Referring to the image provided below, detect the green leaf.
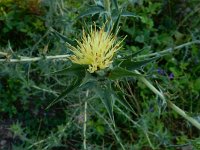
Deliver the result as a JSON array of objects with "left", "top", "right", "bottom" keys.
[
  {"left": 76, "top": 6, "right": 105, "bottom": 19},
  {"left": 108, "top": 67, "right": 141, "bottom": 80},
  {"left": 131, "top": 48, "right": 147, "bottom": 57},
  {"left": 46, "top": 64, "right": 87, "bottom": 109},
  {"left": 121, "top": 11, "right": 140, "bottom": 18},
  {"left": 49, "top": 27, "right": 76, "bottom": 46},
  {"left": 95, "top": 82, "right": 115, "bottom": 124},
  {"left": 135, "top": 35, "right": 144, "bottom": 43},
  {"left": 112, "top": 0, "right": 119, "bottom": 10},
  {"left": 116, "top": 48, "right": 146, "bottom": 62},
  {"left": 112, "top": 13, "right": 121, "bottom": 35},
  {"left": 46, "top": 76, "right": 84, "bottom": 109},
  {"left": 96, "top": 125, "right": 105, "bottom": 135},
  {"left": 50, "top": 64, "right": 86, "bottom": 76},
  {"left": 119, "top": 57, "right": 158, "bottom": 70},
  {"left": 80, "top": 72, "right": 97, "bottom": 88},
  {"left": 194, "top": 79, "right": 200, "bottom": 91}
]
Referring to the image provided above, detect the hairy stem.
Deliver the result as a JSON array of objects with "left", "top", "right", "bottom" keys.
[
  {"left": 1, "top": 40, "right": 199, "bottom": 63},
  {"left": 0, "top": 54, "right": 70, "bottom": 62},
  {"left": 135, "top": 40, "right": 200, "bottom": 59}
]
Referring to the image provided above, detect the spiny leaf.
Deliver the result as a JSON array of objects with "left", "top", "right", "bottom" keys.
[
  {"left": 112, "top": 13, "right": 121, "bottom": 35},
  {"left": 46, "top": 64, "right": 87, "bottom": 109},
  {"left": 114, "top": 49, "right": 147, "bottom": 66},
  {"left": 76, "top": 6, "right": 105, "bottom": 19},
  {"left": 95, "top": 82, "right": 115, "bottom": 125},
  {"left": 121, "top": 11, "right": 140, "bottom": 18},
  {"left": 49, "top": 27, "right": 76, "bottom": 46},
  {"left": 46, "top": 76, "right": 84, "bottom": 109},
  {"left": 50, "top": 64, "right": 86, "bottom": 76},
  {"left": 112, "top": 0, "right": 119, "bottom": 10},
  {"left": 79, "top": 72, "right": 97, "bottom": 88},
  {"left": 108, "top": 67, "right": 141, "bottom": 80},
  {"left": 131, "top": 48, "right": 147, "bottom": 58},
  {"left": 119, "top": 57, "right": 158, "bottom": 70}
]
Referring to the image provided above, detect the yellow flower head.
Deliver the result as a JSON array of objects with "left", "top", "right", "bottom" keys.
[{"left": 67, "top": 24, "right": 125, "bottom": 73}]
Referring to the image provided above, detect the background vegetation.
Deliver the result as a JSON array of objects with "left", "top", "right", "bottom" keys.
[{"left": 0, "top": 0, "right": 200, "bottom": 149}]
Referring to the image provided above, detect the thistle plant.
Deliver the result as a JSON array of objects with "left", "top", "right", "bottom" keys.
[
  {"left": 1, "top": 0, "right": 200, "bottom": 149},
  {"left": 65, "top": 22, "right": 200, "bottom": 149}
]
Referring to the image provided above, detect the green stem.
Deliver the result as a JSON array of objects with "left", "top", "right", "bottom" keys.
[
  {"left": 134, "top": 70, "right": 200, "bottom": 130},
  {"left": 83, "top": 90, "right": 89, "bottom": 150},
  {"left": 144, "top": 131, "right": 155, "bottom": 150}
]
